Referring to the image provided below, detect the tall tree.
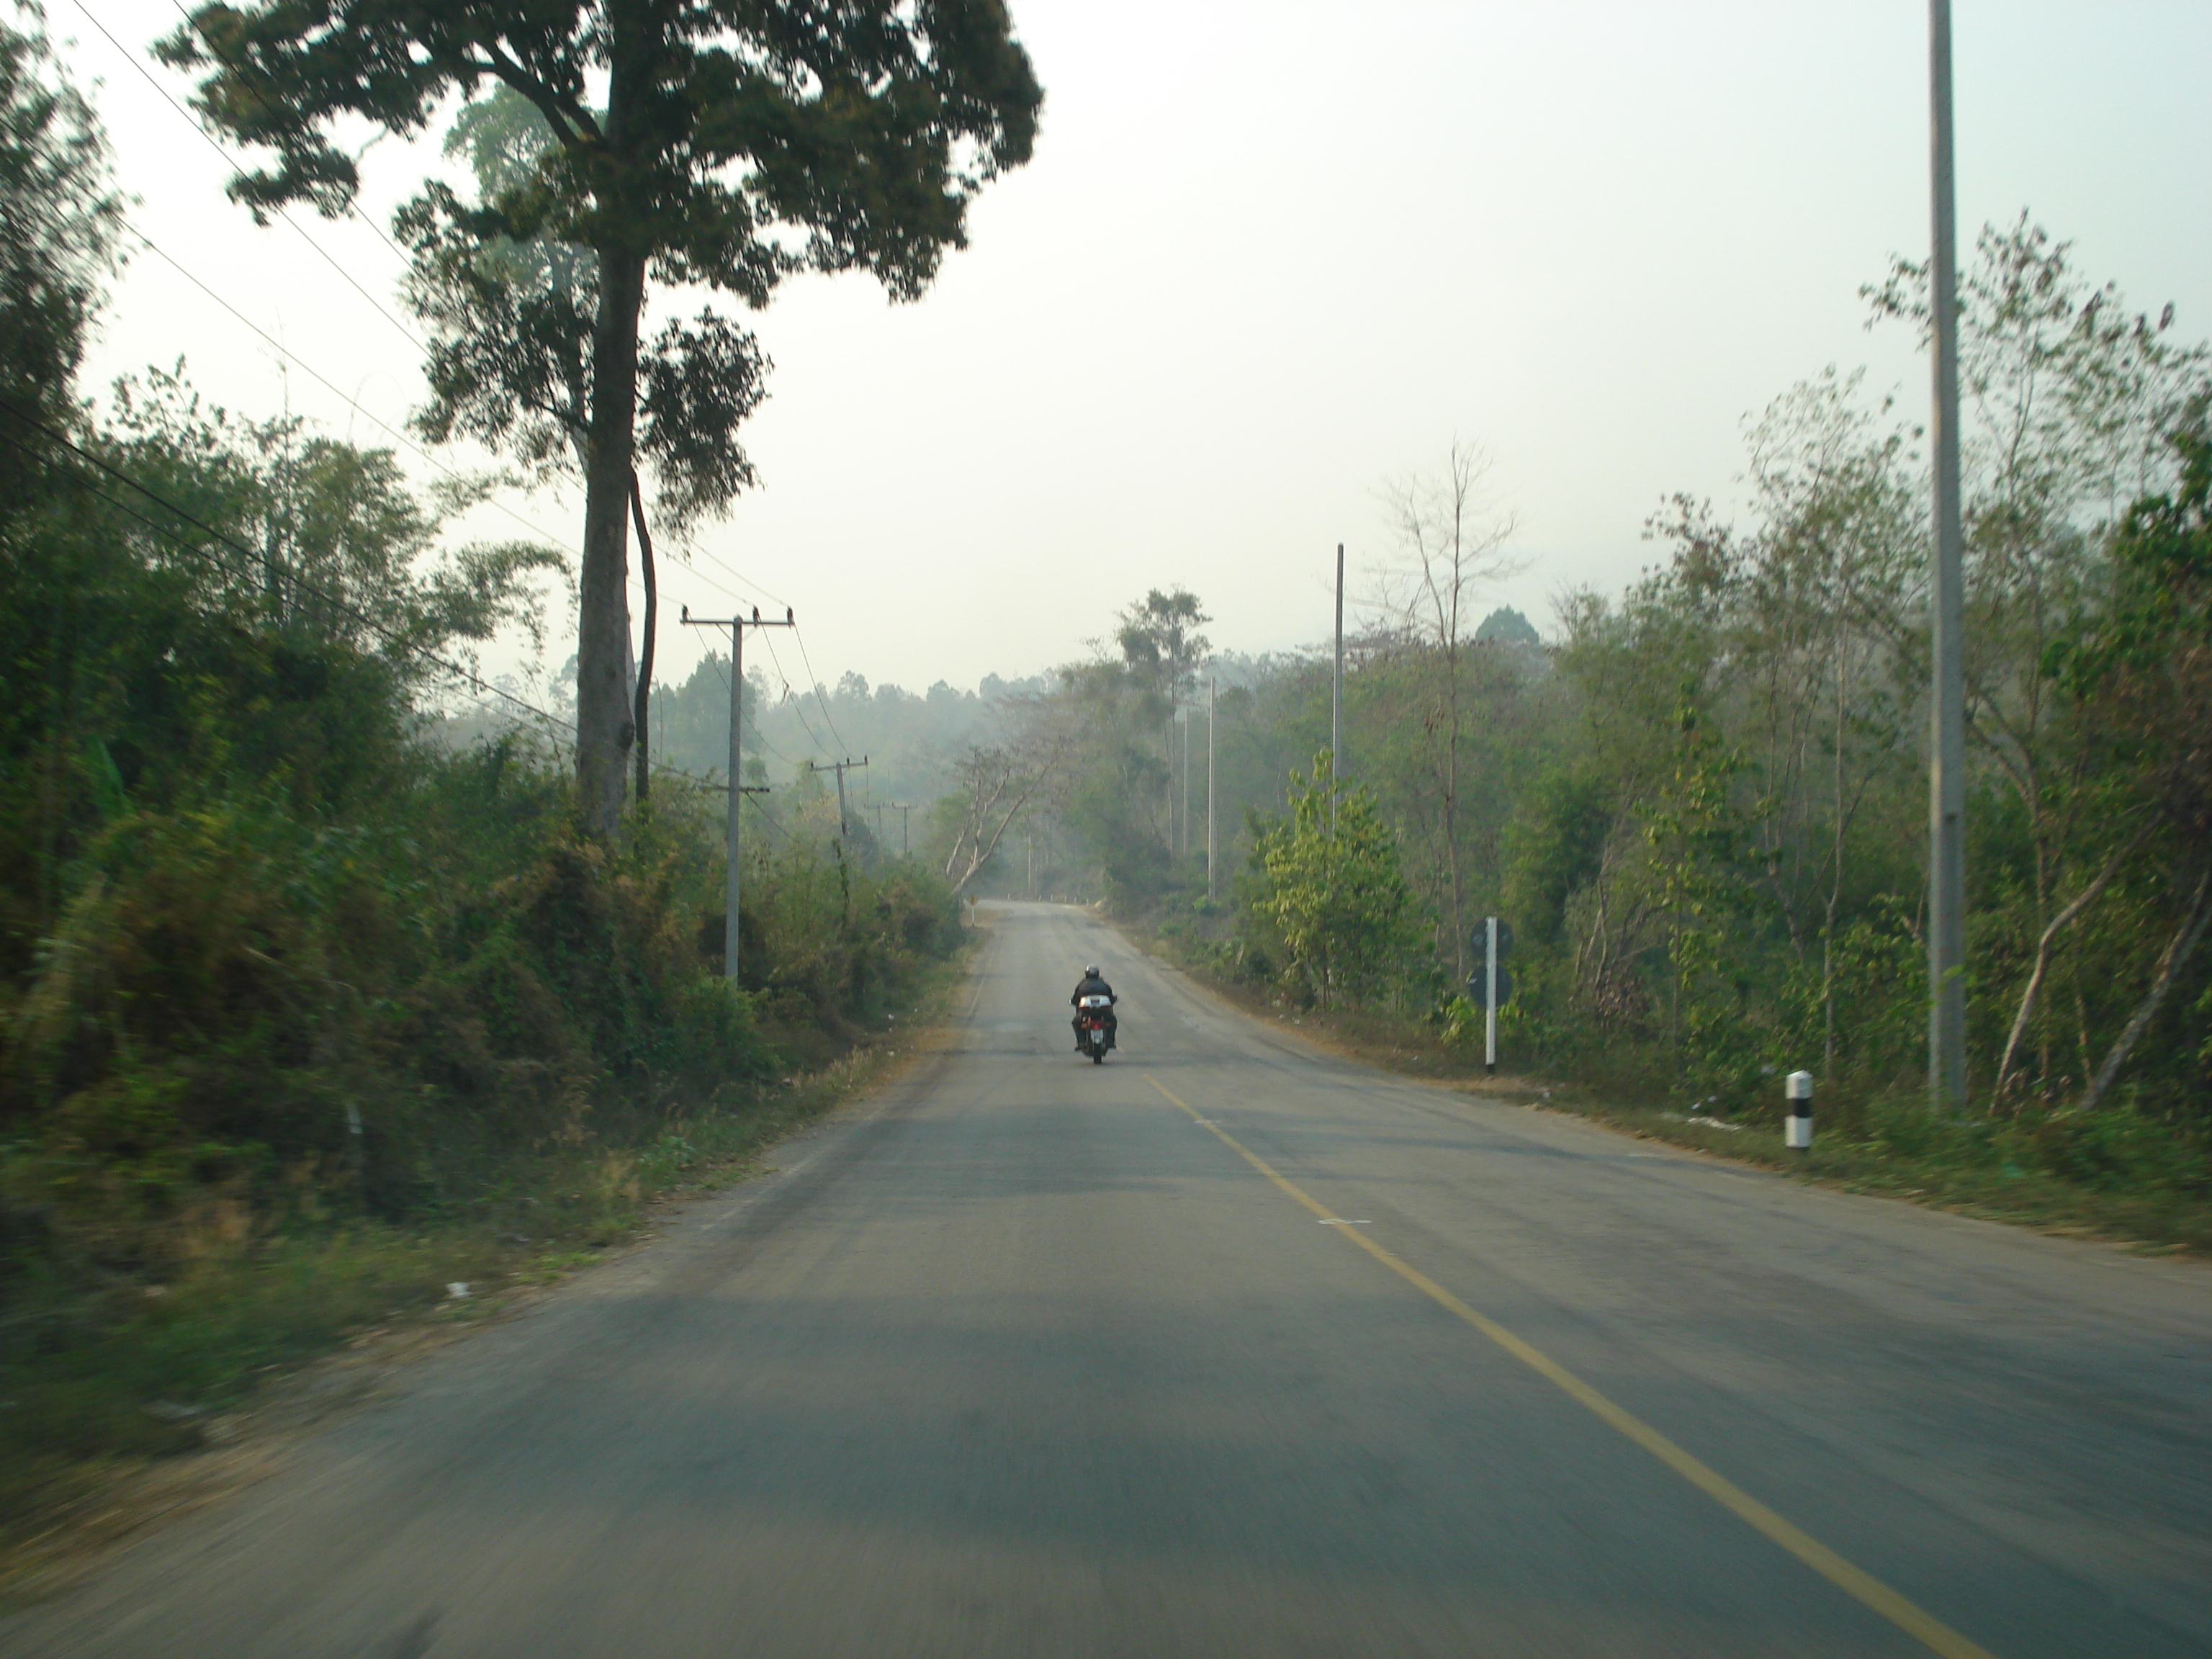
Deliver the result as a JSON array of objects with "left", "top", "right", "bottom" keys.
[
  {"left": 0, "top": 5, "right": 124, "bottom": 940},
  {"left": 161, "top": 1, "right": 1042, "bottom": 833},
  {"left": 1868, "top": 220, "right": 2208, "bottom": 1096},
  {"left": 1378, "top": 439, "right": 1518, "bottom": 978},
  {"left": 1249, "top": 753, "right": 1417, "bottom": 1007},
  {"left": 2051, "top": 399, "right": 2212, "bottom": 1107},
  {"left": 0, "top": 6, "right": 122, "bottom": 503},
  {"left": 401, "top": 85, "right": 762, "bottom": 801},
  {"left": 1113, "top": 587, "right": 1210, "bottom": 857},
  {"left": 1115, "top": 588, "right": 1211, "bottom": 706}
]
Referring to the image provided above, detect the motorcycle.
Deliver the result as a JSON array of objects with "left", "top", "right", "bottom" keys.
[{"left": 1076, "top": 993, "right": 1116, "bottom": 1064}]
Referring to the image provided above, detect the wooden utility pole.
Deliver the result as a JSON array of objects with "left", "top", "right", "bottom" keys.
[{"left": 680, "top": 603, "right": 792, "bottom": 982}]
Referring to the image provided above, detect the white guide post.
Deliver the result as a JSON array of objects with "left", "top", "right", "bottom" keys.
[{"left": 1786, "top": 1071, "right": 1815, "bottom": 1151}]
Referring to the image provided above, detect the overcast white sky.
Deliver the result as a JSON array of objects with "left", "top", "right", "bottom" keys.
[{"left": 60, "top": 0, "right": 2212, "bottom": 700}]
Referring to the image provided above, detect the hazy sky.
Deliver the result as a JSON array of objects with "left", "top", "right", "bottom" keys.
[{"left": 61, "top": 1, "right": 2212, "bottom": 702}]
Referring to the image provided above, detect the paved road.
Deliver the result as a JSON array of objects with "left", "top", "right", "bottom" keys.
[{"left": 8, "top": 902, "right": 2211, "bottom": 1658}]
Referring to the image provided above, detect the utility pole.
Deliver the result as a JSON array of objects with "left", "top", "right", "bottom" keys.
[
  {"left": 680, "top": 603, "right": 793, "bottom": 983},
  {"left": 1928, "top": 0, "right": 1967, "bottom": 1113},
  {"left": 1179, "top": 707, "right": 1190, "bottom": 858},
  {"left": 1206, "top": 676, "right": 1217, "bottom": 902},
  {"left": 1332, "top": 541, "right": 1344, "bottom": 835},
  {"left": 809, "top": 755, "right": 870, "bottom": 840}
]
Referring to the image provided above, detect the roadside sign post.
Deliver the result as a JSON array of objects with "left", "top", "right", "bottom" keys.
[
  {"left": 1469, "top": 917, "right": 1514, "bottom": 1076},
  {"left": 1485, "top": 917, "right": 1499, "bottom": 1076}
]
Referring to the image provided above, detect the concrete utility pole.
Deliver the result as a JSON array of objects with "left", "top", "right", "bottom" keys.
[
  {"left": 1206, "top": 677, "right": 1217, "bottom": 902},
  {"left": 1928, "top": 0, "right": 1967, "bottom": 1112},
  {"left": 1331, "top": 541, "right": 1344, "bottom": 835},
  {"left": 1180, "top": 707, "right": 1190, "bottom": 859},
  {"left": 809, "top": 755, "right": 870, "bottom": 839},
  {"left": 680, "top": 603, "right": 793, "bottom": 983}
]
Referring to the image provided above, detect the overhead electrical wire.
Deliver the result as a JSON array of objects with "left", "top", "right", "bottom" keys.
[
  {"left": 158, "top": 0, "right": 420, "bottom": 275},
  {"left": 117, "top": 220, "right": 771, "bottom": 635},
  {"left": 745, "top": 795, "right": 793, "bottom": 843},
  {"left": 790, "top": 624, "right": 850, "bottom": 753},
  {"left": 705, "top": 655, "right": 804, "bottom": 775},
  {"left": 124, "top": 217, "right": 783, "bottom": 629},
  {"left": 0, "top": 403, "right": 565, "bottom": 732},
  {"left": 127, "top": 227, "right": 565, "bottom": 552},
  {"left": 71, "top": 0, "right": 430, "bottom": 356},
  {"left": 0, "top": 400, "right": 727, "bottom": 793},
  {"left": 755, "top": 629, "right": 839, "bottom": 760},
  {"left": 73, "top": 0, "right": 801, "bottom": 663}
]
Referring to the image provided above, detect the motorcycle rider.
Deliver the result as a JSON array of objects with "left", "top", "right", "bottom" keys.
[{"left": 1069, "top": 964, "right": 1118, "bottom": 1051}]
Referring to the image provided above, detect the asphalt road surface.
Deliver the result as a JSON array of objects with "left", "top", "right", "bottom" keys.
[{"left": 9, "top": 902, "right": 2211, "bottom": 1658}]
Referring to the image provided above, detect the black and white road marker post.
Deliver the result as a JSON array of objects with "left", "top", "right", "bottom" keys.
[{"left": 1785, "top": 1070, "right": 1814, "bottom": 1151}]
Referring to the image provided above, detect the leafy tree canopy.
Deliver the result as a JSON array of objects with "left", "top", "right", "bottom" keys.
[
  {"left": 1473, "top": 606, "right": 1540, "bottom": 646},
  {"left": 1115, "top": 587, "right": 1211, "bottom": 704},
  {"left": 0, "top": 7, "right": 122, "bottom": 504},
  {"left": 1249, "top": 753, "right": 1418, "bottom": 1005},
  {"left": 158, "top": 0, "right": 1044, "bottom": 832}
]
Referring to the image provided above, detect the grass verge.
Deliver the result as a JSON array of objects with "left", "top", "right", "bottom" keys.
[
  {"left": 1125, "top": 922, "right": 2212, "bottom": 1262},
  {"left": 0, "top": 945, "right": 976, "bottom": 1595}
]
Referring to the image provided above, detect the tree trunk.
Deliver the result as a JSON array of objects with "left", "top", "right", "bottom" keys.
[
  {"left": 629, "top": 469, "right": 657, "bottom": 804},
  {"left": 573, "top": 14, "right": 651, "bottom": 836},
  {"left": 575, "top": 243, "right": 646, "bottom": 834},
  {"left": 2080, "top": 870, "right": 2211, "bottom": 1112},
  {"left": 1992, "top": 822, "right": 2148, "bottom": 1102}
]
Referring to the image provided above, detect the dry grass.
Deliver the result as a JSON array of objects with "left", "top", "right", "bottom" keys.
[
  {"left": 0, "top": 946, "right": 977, "bottom": 1601},
  {"left": 1128, "top": 925, "right": 2212, "bottom": 1262}
]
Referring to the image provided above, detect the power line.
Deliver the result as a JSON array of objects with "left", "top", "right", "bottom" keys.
[
  {"left": 756, "top": 629, "right": 837, "bottom": 759},
  {"left": 705, "top": 654, "right": 804, "bottom": 774},
  {"left": 9, "top": 405, "right": 740, "bottom": 797},
  {"left": 158, "top": 0, "right": 418, "bottom": 275},
  {"left": 744, "top": 791, "right": 792, "bottom": 843},
  {"left": 71, "top": 0, "right": 428, "bottom": 356},
  {"left": 124, "top": 227, "right": 579, "bottom": 553},
  {"left": 0, "top": 406, "right": 567, "bottom": 733},
  {"left": 691, "top": 545, "right": 791, "bottom": 612},
  {"left": 125, "top": 220, "right": 781, "bottom": 637},
  {"left": 74, "top": 1, "right": 796, "bottom": 665},
  {"left": 791, "top": 623, "right": 850, "bottom": 752},
  {"left": 63, "top": 12, "right": 690, "bottom": 611},
  {"left": 117, "top": 222, "right": 733, "bottom": 624}
]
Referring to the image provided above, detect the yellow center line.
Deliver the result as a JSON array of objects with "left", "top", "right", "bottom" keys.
[{"left": 1143, "top": 1073, "right": 1999, "bottom": 1659}]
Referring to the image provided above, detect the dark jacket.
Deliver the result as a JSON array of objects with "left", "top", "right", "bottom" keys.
[{"left": 1070, "top": 974, "right": 1115, "bottom": 1007}]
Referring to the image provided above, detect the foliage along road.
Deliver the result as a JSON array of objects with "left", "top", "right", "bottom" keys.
[{"left": 6, "top": 903, "right": 2210, "bottom": 1658}]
